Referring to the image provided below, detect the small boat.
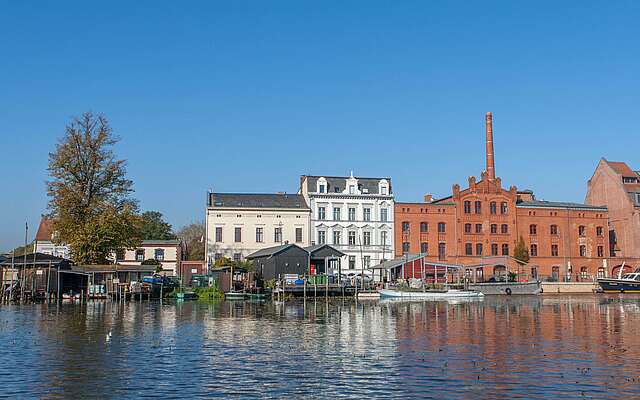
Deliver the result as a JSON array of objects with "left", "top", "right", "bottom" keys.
[
  {"left": 597, "top": 270, "right": 640, "bottom": 293},
  {"left": 176, "top": 291, "right": 198, "bottom": 300},
  {"left": 356, "top": 290, "right": 381, "bottom": 300},
  {"left": 224, "top": 292, "right": 247, "bottom": 300},
  {"left": 379, "top": 288, "right": 484, "bottom": 299},
  {"left": 468, "top": 281, "right": 542, "bottom": 295}
]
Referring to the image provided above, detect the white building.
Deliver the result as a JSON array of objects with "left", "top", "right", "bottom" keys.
[
  {"left": 116, "top": 240, "right": 182, "bottom": 276},
  {"left": 205, "top": 193, "right": 311, "bottom": 266},
  {"left": 300, "top": 173, "right": 394, "bottom": 276},
  {"left": 34, "top": 218, "right": 71, "bottom": 259}
]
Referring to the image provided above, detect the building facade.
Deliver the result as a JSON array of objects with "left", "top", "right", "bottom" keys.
[
  {"left": 205, "top": 193, "right": 311, "bottom": 266},
  {"left": 117, "top": 239, "right": 182, "bottom": 276},
  {"left": 300, "top": 173, "right": 394, "bottom": 275},
  {"left": 395, "top": 112, "right": 611, "bottom": 281},
  {"left": 586, "top": 159, "right": 640, "bottom": 273}
]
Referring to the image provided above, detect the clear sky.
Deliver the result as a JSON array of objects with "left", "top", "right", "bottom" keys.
[{"left": 1, "top": 1, "right": 639, "bottom": 251}]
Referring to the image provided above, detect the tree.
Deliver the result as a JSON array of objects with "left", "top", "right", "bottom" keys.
[
  {"left": 47, "top": 112, "right": 142, "bottom": 264},
  {"left": 141, "top": 258, "right": 163, "bottom": 273},
  {"left": 140, "top": 211, "right": 176, "bottom": 240},
  {"left": 176, "top": 222, "right": 205, "bottom": 261},
  {"left": 514, "top": 236, "right": 530, "bottom": 264}
]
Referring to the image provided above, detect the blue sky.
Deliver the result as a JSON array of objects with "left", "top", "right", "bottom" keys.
[{"left": 1, "top": 1, "right": 639, "bottom": 250}]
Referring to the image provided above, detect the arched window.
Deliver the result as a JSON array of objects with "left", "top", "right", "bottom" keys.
[
  {"left": 420, "top": 222, "right": 428, "bottom": 232},
  {"left": 597, "top": 267, "right": 605, "bottom": 278}
]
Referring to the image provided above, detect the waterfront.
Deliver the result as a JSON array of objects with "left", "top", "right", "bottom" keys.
[{"left": 1, "top": 296, "right": 640, "bottom": 398}]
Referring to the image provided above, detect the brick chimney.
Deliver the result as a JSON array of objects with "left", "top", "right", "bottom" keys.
[
  {"left": 485, "top": 112, "right": 496, "bottom": 181},
  {"left": 424, "top": 194, "right": 433, "bottom": 203}
]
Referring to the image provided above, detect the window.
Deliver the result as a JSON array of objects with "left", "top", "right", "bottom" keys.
[
  {"left": 438, "top": 243, "right": 446, "bottom": 260},
  {"left": 420, "top": 242, "right": 428, "bottom": 254},
  {"left": 333, "top": 207, "right": 341, "bottom": 221},
  {"left": 464, "top": 223, "right": 472, "bottom": 234},
  {"left": 153, "top": 248, "right": 165, "bottom": 261},
  {"left": 274, "top": 227, "right": 282, "bottom": 243},
  {"left": 476, "top": 243, "right": 483, "bottom": 256},
  {"left": 551, "top": 244, "right": 559, "bottom": 257},
  {"left": 420, "top": 222, "right": 428, "bottom": 232},
  {"left": 256, "top": 227, "right": 264, "bottom": 243},
  {"left": 381, "top": 231, "right": 388, "bottom": 246},
  {"left": 402, "top": 242, "right": 410, "bottom": 254},
  {"left": 318, "top": 231, "right": 326, "bottom": 244},
  {"left": 500, "top": 202, "right": 508, "bottom": 214},
  {"left": 474, "top": 201, "right": 482, "bottom": 214},
  {"left": 233, "top": 253, "right": 241, "bottom": 262},
  {"left": 333, "top": 230, "right": 341, "bottom": 245},
  {"left": 464, "top": 201, "right": 471, "bottom": 214},
  {"left": 597, "top": 245, "right": 604, "bottom": 257},
  {"left": 214, "top": 253, "right": 222, "bottom": 261},
  {"left": 530, "top": 244, "right": 537, "bottom": 257},
  {"left": 349, "top": 256, "right": 356, "bottom": 269},
  {"left": 465, "top": 243, "right": 473, "bottom": 255},
  {"left": 232, "top": 227, "right": 241, "bottom": 243},
  {"left": 597, "top": 267, "right": 605, "bottom": 278},
  {"left": 531, "top": 267, "right": 538, "bottom": 279},
  {"left": 318, "top": 207, "right": 326, "bottom": 220},
  {"left": 363, "top": 208, "right": 371, "bottom": 221},
  {"left": 491, "top": 244, "right": 498, "bottom": 256},
  {"left": 550, "top": 224, "right": 558, "bottom": 235},
  {"left": 115, "top": 249, "right": 125, "bottom": 261},
  {"left": 363, "top": 256, "right": 371, "bottom": 268},
  {"left": 295, "top": 227, "right": 303, "bottom": 243},
  {"left": 501, "top": 224, "right": 508, "bottom": 234},
  {"left": 348, "top": 207, "right": 356, "bottom": 221},
  {"left": 491, "top": 224, "right": 497, "bottom": 234},
  {"left": 402, "top": 221, "right": 410, "bottom": 233},
  {"left": 529, "top": 224, "right": 537, "bottom": 235},
  {"left": 363, "top": 231, "right": 371, "bottom": 246},
  {"left": 475, "top": 224, "right": 482, "bottom": 234},
  {"left": 348, "top": 231, "right": 356, "bottom": 246},
  {"left": 579, "top": 245, "right": 586, "bottom": 257},
  {"left": 501, "top": 244, "right": 509, "bottom": 256},
  {"left": 596, "top": 226, "right": 603, "bottom": 237},
  {"left": 135, "top": 249, "right": 145, "bottom": 262},
  {"left": 490, "top": 202, "right": 497, "bottom": 215},
  {"left": 380, "top": 208, "right": 388, "bottom": 222},
  {"left": 438, "top": 222, "right": 446, "bottom": 233},
  {"left": 215, "top": 227, "right": 223, "bottom": 242},
  {"left": 580, "top": 267, "right": 588, "bottom": 279},
  {"left": 319, "top": 184, "right": 326, "bottom": 193},
  {"left": 381, "top": 186, "right": 388, "bottom": 195},
  {"left": 578, "top": 225, "right": 586, "bottom": 237}
]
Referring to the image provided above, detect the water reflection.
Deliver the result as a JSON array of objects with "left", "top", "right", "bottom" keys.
[{"left": 1, "top": 295, "right": 640, "bottom": 398}]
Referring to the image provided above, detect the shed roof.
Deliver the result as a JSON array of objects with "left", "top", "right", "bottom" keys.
[
  {"left": 245, "top": 244, "right": 302, "bottom": 259},
  {"left": 0, "top": 252, "right": 70, "bottom": 267}
]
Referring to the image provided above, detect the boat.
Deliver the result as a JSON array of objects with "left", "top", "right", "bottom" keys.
[
  {"left": 597, "top": 270, "right": 640, "bottom": 293},
  {"left": 467, "top": 280, "right": 542, "bottom": 295},
  {"left": 379, "top": 288, "right": 484, "bottom": 299},
  {"left": 176, "top": 291, "right": 198, "bottom": 300},
  {"left": 224, "top": 292, "right": 247, "bottom": 300},
  {"left": 356, "top": 290, "right": 381, "bottom": 300}
]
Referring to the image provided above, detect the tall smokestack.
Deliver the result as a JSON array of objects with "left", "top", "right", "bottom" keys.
[{"left": 485, "top": 112, "right": 495, "bottom": 181}]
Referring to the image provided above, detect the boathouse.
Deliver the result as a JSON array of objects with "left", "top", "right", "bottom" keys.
[{"left": 246, "top": 243, "right": 344, "bottom": 280}]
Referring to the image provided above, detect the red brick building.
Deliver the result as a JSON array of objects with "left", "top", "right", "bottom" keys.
[
  {"left": 395, "top": 113, "right": 611, "bottom": 281},
  {"left": 586, "top": 159, "right": 640, "bottom": 275}
]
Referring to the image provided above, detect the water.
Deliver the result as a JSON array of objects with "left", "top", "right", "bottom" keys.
[{"left": 1, "top": 295, "right": 640, "bottom": 399}]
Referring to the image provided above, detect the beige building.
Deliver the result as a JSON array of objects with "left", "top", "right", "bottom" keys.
[
  {"left": 586, "top": 159, "right": 640, "bottom": 271},
  {"left": 205, "top": 193, "right": 311, "bottom": 266},
  {"left": 117, "top": 239, "right": 182, "bottom": 276}
]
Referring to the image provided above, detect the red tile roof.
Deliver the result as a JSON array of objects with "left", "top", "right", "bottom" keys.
[
  {"left": 607, "top": 161, "right": 637, "bottom": 177},
  {"left": 35, "top": 218, "right": 53, "bottom": 241}
]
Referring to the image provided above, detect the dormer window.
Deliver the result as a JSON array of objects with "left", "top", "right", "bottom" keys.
[
  {"left": 379, "top": 179, "right": 389, "bottom": 195},
  {"left": 316, "top": 177, "right": 327, "bottom": 194},
  {"left": 623, "top": 177, "right": 638, "bottom": 184},
  {"left": 349, "top": 185, "right": 355, "bottom": 194}
]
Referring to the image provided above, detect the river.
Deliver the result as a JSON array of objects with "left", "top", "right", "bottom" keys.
[{"left": 1, "top": 295, "right": 639, "bottom": 398}]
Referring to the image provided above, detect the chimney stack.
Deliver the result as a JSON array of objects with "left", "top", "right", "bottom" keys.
[
  {"left": 423, "top": 194, "right": 433, "bottom": 203},
  {"left": 485, "top": 112, "right": 496, "bottom": 181}
]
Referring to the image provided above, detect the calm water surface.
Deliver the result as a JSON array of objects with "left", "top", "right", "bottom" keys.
[{"left": 1, "top": 295, "right": 640, "bottom": 398}]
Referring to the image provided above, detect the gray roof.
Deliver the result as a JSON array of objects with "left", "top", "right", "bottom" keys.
[
  {"left": 303, "top": 244, "right": 345, "bottom": 257},
  {"left": 245, "top": 244, "right": 302, "bottom": 259},
  {"left": 516, "top": 200, "right": 607, "bottom": 211},
  {"left": 208, "top": 193, "right": 309, "bottom": 209},
  {"left": 141, "top": 239, "right": 180, "bottom": 246},
  {"left": 303, "top": 175, "right": 392, "bottom": 195}
]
